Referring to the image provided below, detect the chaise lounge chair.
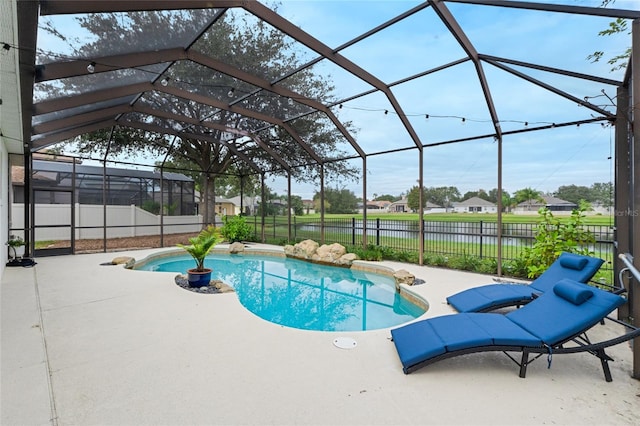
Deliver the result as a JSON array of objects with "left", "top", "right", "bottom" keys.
[
  {"left": 391, "top": 279, "right": 640, "bottom": 381},
  {"left": 446, "top": 252, "right": 604, "bottom": 313}
]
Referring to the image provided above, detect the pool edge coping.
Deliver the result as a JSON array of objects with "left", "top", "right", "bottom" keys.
[{"left": 131, "top": 246, "right": 430, "bottom": 313}]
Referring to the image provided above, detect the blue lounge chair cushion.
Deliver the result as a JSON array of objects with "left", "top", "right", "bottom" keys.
[
  {"left": 559, "top": 254, "right": 588, "bottom": 271},
  {"left": 506, "top": 279, "right": 625, "bottom": 344},
  {"left": 390, "top": 320, "right": 447, "bottom": 369},
  {"left": 446, "top": 253, "right": 604, "bottom": 313},
  {"left": 553, "top": 280, "right": 593, "bottom": 305},
  {"left": 464, "top": 313, "right": 542, "bottom": 346},
  {"left": 391, "top": 314, "right": 542, "bottom": 371},
  {"left": 446, "top": 284, "right": 537, "bottom": 313},
  {"left": 392, "top": 279, "right": 627, "bottom": 375},
  {"left": 528, "top": 253, "right": 603, "bottom": 293}
]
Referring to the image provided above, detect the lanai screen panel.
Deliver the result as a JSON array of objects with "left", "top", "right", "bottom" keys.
[
  {"left": 36, "top": 9, "right": 219, "bottom": 62},
  {"left": 26, "top": 0, "right": 639, "bottom": 189}
]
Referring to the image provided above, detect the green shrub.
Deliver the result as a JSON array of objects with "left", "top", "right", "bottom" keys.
[
  {"left": 221, "top": 215, "right": 254, "bottom": 243},
  {"left": 477, "top": 258, "right": 498, "bottom": 275},
  {"left": 423, "top": 253, "right": 448, "bottom": 267},
  {"left": 502, "top": 258, "right": 529, "bottom": 279},
  {"left": 141, "top": 200, "right": 160, "bottom": 214},
  {"left": 448, "top": 253, "right": 481, "bottom": 271},
  {"left": 518, "top": 207, "right": 596, "bottom": 278},
  {"left": 349, "top": 244, "right": 383, "bottom": 261}
]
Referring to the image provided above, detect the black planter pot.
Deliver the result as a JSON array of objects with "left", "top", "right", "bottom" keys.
[{"left": 187, "top": 268, "right": 212, "bottom": 288}]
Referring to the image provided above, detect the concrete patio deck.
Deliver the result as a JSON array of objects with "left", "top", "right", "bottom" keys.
[{"left": 2, "top": 245, "right": 639, "bottom": 425}]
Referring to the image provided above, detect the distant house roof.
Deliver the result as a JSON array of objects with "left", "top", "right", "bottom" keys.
[
  {"left": 31, "top": 159, "right": 192, "bottom": 181},
  {"left": 425, "top": 201, "right": 442, "bottom": 208},
  {"left": 458, "top": 196, "right": 496, "bottom": 207},
  {"left": 12, "top": 159, "right": 193, "bottom": 187},
  {"left": 517, "top": 195, "right": 576, "bottom": 208},
  {"left": 226, "top": 195, "right": 260, "bottom": 206},
  {"left": 364, "top": 200, "right": 391, "bottom": 209}
]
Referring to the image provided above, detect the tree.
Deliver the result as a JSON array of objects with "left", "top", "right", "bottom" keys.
[
  {"left": 424, "top": 186, "right": 461, "bottom": 210},
  {"left": 590, "top": 182, "right": 614, "bottom": 208},
  {"left": 39, "top": 7, "right": 359, "bottom": 224},
  {"left": 374, "top": 194, "right": 400, "bottom": 202},
  {"left": 313, "top": 196, "right": 330, "bottom": 213},
  {"left": 485, "top": 188, "right": 513, "bottom": 212},
  {"left": 290, "top": 195, "right": 304, "bottom": 216},
  {"left": 313, "top": 188, "right": 358, "bottom": 214},
  {"left": 462, "top": 189, "right": 489, "bottom": 202},
  {"left": 554, "top": 185, "right": 592, "bottom": 205},
  {"left": 502, "top": 192, "right": 515, "bottom": 213},
  {"left": 407, "top": 186, "right": 427, "bottom": 212},
  {"left": 514, "top": 187, "right": 543, "bottom": 211},
  {"left": 587, "top": 1, "right": 630, "bottom": 72},
  {"left": 462, "top": 191, "right": 478, "bottom": 201},
  {"left": 578, "top": 199, "right": 593, "bottom": 212}
]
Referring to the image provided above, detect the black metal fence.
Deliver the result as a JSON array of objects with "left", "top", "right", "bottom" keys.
[{"left": 253, "top": 216, "right": 614, "bottom": 279}]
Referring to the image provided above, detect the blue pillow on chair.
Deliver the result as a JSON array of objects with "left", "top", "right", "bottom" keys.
[
  {"left": 559, "top": 254, "right": 588, "bottom": 271},
  {"left": 553, "top": 279, "right": 593, "bottom": 305}
]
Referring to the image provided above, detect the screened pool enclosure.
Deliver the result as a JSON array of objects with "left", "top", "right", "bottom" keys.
[{"left": 2, "top": 0, "right": 640, "bottom": 376}]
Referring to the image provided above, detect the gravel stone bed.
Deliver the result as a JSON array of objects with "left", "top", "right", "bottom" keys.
[{"left": 174, "top": 274, "right": 233, "bottom": 294}]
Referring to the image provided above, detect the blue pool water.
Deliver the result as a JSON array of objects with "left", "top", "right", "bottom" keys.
[{"left": 137, "top": 253, "right": 425, "bottom": 332}]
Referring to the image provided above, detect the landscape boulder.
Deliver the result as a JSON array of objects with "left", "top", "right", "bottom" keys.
[
  {"left": 335, "top": 253, "right": 359, "bottom": 266},
  {"left": 312, "top": 243, "right": 347, "bottom": 263},
  {"left": 210, "top": 279, "right": 235, "bottom": 293},
  {"left": 284, "top": 240, "right": 358, "bottom": 266},
  {"left": 284, "top": 239, "right": 319, "bottom": 260},
  {"left": 393, "top": 269, "right": 415, "bottom": 291},
  {"left": 228, "top": 242, "right": 245, "bottom": 254},
  {"left": 112, "top": 256, "right": 135, "bottom": 269}
]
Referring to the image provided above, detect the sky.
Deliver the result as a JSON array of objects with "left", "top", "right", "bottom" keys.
[
  {"left": 263, "top": 0, "right": 637, "bottom": 200},
  {"left": 37, "top": 0, "right": 640, "bottom": 201}
]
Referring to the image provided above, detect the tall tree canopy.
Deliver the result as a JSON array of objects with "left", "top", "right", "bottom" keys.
[
  {"left": 313, "top": 188, "right": 358, "bottom": 214},
  {"left": 39, "top": 6, "right": 359, "bottom": 223},
  {"left": 514, "top": 187, "right": 543, "bottom": 210},
  {"left": 424, "top": 186, "right": 461, "bottom": 208},
  {"left": 407, "top": 186, "right": 426, "bottom": 212}
]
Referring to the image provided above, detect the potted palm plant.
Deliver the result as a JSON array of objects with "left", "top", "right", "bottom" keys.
[
  {"left": 177, "top": 225, "right": 223, "bottom": 287},
  {"left": 6, "top": 235, "right": 25, "bottom": 262}
]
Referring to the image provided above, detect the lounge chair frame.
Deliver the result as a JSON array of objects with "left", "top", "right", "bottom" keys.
[{"left": 399, "top": 316, "right": 640, "bottom": 382}]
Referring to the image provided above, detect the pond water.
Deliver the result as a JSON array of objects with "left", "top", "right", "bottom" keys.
[{"left": 135, "top": 253, "right": 425, "bottom": 332}]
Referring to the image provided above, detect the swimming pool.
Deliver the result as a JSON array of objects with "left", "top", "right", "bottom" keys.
[{"left": 136, "top": 252, "right": 426, "bottom": 332}]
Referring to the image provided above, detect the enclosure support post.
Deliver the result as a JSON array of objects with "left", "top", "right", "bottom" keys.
[
  {"left": 212, "top": 175, "right": 216, "bottom": 226},
  {"left": 361, "top": 156, "right": 367, "bottom": 248},
  {"left": 203, "top": 174, "right": 209, "bottom": 228},
  {"left": 71, "top": 161, "right": 76, "bottom": 254},
  {"left": 160, "top": 168, "right": 164, "bottom": 247},
  {"left": 615, "top": 84, "right": 631, "bottom": 321},
  {"left": 630, "top": 18, "right": 640, "bottom": 379},
  {"left": 101, "top": 160, "right": 107, "bottom": 252},
  {"left": 261, "top": 173, "right": 266, "bottom": 243},
  {"left": 24, "top": 150, "right": 32, "bottom": 258},
  {"left": 418, "top": 148, "right": 424, "bottom": 266},
  {"left": 496, "top": 135, "right": 503, "bottom": 276},
  {"left": 240, "top": 175, "right": 245, "bottom": 215},
  {"left": 320, "top": 164, "right": 325, "bottom": 245},
  {"left": 287, "top": 172, "right": 292, "bottom": 242},
  {"left": 159, "top": 136, "right": 178, "bottom": 245},
  {"left": 102, "top": 130, "right": 114, "bottom": 253}
]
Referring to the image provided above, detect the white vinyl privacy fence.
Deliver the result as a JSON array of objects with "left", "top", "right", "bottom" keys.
[{"left": 11, "top": 204, "right": 202, "bottom": 241}]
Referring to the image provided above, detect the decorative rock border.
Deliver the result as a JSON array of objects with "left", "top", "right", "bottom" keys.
[
  {"left": 284, "top": 239, "right": 358, "bottom": 266},
  {"left": 174, "top": 275, "right": 235, "bottom": 294},
  {"left": 101, "top": 256, "right": 136, "bottom": 269}
]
